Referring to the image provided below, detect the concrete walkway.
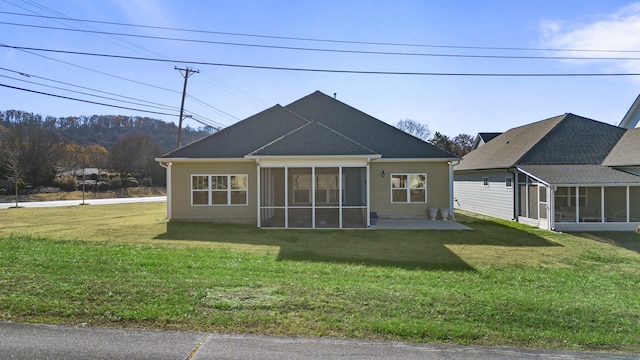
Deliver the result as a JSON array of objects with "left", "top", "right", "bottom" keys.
[
  {"left": 1, "top": 322, "right": 635, "bottom": 360},
  {"left": 374, "top": 219, "right": 471, "bottom": 230}
]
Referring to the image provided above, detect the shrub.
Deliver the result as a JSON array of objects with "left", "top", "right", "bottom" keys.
[
  {"left": 109, "top": 177, "right": 122, "bottom": 189},
  {"left": 53, "top": 175, "right": 78, "bottom": 192},
  {"left": 124, "top": 177, "right": 140, "bottom": 188},
  {"left": 96, "top": 181, "right": 109, "bottom": 192}
]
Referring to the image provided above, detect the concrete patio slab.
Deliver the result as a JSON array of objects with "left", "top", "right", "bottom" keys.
[{"left": 373, "top": 220, "right": 472, "bottom": 230}]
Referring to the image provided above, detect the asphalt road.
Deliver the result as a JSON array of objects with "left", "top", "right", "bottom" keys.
[
  {"left": 0, "top": 196, "right": 166, "bottom": 209},
  {"left": 1, "top": 322, "right": 636, "bottom": 360}
]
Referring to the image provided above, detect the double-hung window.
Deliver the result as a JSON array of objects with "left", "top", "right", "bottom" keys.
[
  {"left": 191, "top": 174, "right": 248, "bottom": 206},
  {"left": 391, "top": 173, "right": 427, "bottom": 203}
]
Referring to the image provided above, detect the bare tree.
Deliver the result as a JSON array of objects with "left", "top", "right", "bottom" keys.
[
  {"left": 396, "top": 119, "right": 431, "bottom": 141},
  {"left": 450, "top": 133, "right": 474, "bottom": 157},
  {"left": 0, "top": 127, "right": 23, "bottom": 207},
  {"left": 429, "top": 131, "right": 455, "bottom": 154}
]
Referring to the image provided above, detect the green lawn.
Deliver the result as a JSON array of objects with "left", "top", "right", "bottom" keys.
[{"left": 1, "top": 203, "right": 639, "bottom": 352}]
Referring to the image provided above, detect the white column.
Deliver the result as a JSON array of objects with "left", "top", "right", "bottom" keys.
[
  {"left": 256, "top": 162, "right": 261, "bottom": 228},
  {"left": 166, "top": 163, "right": 172, "bottom": 219}
]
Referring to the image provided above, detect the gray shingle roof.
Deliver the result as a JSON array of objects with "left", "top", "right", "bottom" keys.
[
  {"left": 603, "top": 128, "right": 640, "bottom": 166},
  {"left": 518, "top": 165, "right": 640, "bottom": 185},
  {"left": 161, "top": 91, "right": 456, "bottom": 160},
  {"left": 456, "top": 113, "right": 627, "bottom": 171},
  {"left": 519, "top": 114, "right": 625, "bottom": 165},
  {"left": 455, "top": 114, "right": 564, "bottom": 171}
]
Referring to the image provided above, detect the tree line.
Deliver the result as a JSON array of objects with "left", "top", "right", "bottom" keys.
[
  {"left": 0, "top": 110, "right": 211, "bottom": 199},
  {"left": 396, "top": 119, "right": 474, "bottom": 157}
]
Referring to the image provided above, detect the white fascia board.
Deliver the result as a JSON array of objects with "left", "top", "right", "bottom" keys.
[
  {"left": 247, "top": 155, "right": 381, "bottom": 167},
  {"left": 155, "top": 157, "right": 254, "bottom": 163},
  {"left": 374, "top": 157, "right": 460, "bottom": 163},
  {"left": 515, "top": 167, "right": 551, "bottom": 186}
]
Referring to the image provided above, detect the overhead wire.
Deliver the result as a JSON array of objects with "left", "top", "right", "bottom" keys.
[
  {"left": 3, "top": 44, "right": 640, "bottom": 77},
  {"left": 1, "top": 1, "right": 235, "bottom": 127},
  {"left": 2, "top": 9, "right": 640, "bottom": 54},
  {"left": 4, "top": 20, "right": 640, "bottom": 60},
  {"left": 0, "top": 82, "right": 178, "bottom": 116}
]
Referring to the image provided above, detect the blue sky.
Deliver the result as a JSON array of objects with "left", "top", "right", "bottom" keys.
[{"left": 2, "top": 0, "right": 640, "bottom": 138}]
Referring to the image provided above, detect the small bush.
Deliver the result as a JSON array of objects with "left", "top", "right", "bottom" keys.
[
  {"left": 124, "top": 177, "right": 140, "bottom": 188},
  {"left": 96, "top": 181, "right": 109, "bottom": 192},
  {"left": 53, "top": 175, "right": 78, "bottom": 192},
  {"left": 109, "top": 178, "right": 122, "bottom": 189}
]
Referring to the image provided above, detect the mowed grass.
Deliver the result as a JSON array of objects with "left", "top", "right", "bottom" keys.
[{"left": 1, "top": 203, "right": 639, "bottom": 352}]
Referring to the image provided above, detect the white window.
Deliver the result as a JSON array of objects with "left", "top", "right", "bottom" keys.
[
  {"left": 191, "top": 174, "right": 248, "bottom": 206},
  {"left": 505, "top": 177, "right": 512, "bottom": 187},
  {"left": 391, "top": 173, "right": 427, "bottom": 203},
  {"left": 483, "top": 177, "right": 489, "bottom": 187}
]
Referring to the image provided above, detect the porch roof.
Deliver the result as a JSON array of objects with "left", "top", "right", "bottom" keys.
[{"left": 517, "top": 165, "right": 640, "bottom": 186}]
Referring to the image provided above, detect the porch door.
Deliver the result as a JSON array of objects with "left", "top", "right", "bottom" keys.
[{"left": 538, "top": 185, "right": 549, "bottom": 230}]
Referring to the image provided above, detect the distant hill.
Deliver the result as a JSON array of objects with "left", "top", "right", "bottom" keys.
[{"left": 0, "top": 110, "right": 214, "bottom": 151}]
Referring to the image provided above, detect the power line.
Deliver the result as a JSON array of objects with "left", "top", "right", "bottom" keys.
[
  {"left": 4, "top": 20, "right": 640, "bottom": 60},
  {"left": 3, "top": 44, "right": 640, "bottom": 77},
  {"left": 2, "top": 9, "right": 640, "bottom": 54},
  {"left": 0, "top": 66, "right": 177, "bottom": 111},
  {"left": 0, "top": 82, "right": 179, "bottom": 116}
]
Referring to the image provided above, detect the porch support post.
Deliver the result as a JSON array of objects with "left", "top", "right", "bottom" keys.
[
  {"left": 366, "top": 159, "right": 371, "bottom": 227},
  {"left": 627, "top": 186, "right": 630, "bottom": 223},
  {"left": 256, "top": 161, "right": 261, "bottom": 228},
  {"left": 448, "top": 161, "right": 455, "bottom": 220},
  {"left": 166, "top": 163, "right": 172, "bottom": 219}
]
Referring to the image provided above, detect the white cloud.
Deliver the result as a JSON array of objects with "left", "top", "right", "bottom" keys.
[{"left": 540, "top": 2, "right": 640, "bottom": 73}]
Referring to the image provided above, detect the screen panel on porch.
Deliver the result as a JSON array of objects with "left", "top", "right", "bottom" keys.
[{"left": 259, "top": 167, "right": 367, "bottom": 228}]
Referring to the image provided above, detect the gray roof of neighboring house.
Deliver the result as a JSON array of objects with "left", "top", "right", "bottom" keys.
[
  {"left": 456, "top": 113, "right": 627, "bottom": 171},
  {"left": 161, "top": 91, "right": 456, "bottom": 160},
  {"left": 603, "top": 127, "right": 640, "bottom": 166},
  {"left": 472, "top": 132, "right": 502, "bottom": 149},
  {"left": 518, "top": 165, "right": 640, "bottom": 185}
]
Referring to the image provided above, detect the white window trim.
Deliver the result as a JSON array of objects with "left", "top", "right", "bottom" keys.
[
  {"left": 191, "top": 174, "right": 248, "bottom": 206},
  {"left": 390, "top": 173, "right": 427, "bottom": 204},
  {"left": 505, "top": 177, "right": 512, "bottom": 188}
]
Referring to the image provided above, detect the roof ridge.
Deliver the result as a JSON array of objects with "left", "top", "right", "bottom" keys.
[
  {"left": 511, "top": 113, "right": 567, "bottom": 165},
  {"left": 246, "top": 121, "right": 312, "bottom": 156},
  {"left": 314, "top": 121, "right": 379, "bottom": 154}
]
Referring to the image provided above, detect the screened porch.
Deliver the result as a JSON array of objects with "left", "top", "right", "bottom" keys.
[{"left": 259, "top": 166, "right": 368, "bottom": 228}]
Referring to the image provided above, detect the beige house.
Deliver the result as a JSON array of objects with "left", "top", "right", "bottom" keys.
[{"left": 157, "top": 91, "right": 458, "bottom": 228}]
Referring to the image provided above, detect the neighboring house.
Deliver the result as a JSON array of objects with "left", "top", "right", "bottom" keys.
[
  {"left": 454, "top": 113, "right": 640, "bottom": 231},
  {"left": 471, "top": 132, "right": 502, "bottom": 150},
  {"left": 157, "top": 91, "right": 458, "bottom": 228}
]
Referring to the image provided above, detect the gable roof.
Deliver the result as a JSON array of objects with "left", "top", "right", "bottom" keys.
[
  {"left": 456, "top": 113, "right": 626, "bottom": 171},
  {"left": 603, "top": 127, "right": 640, "bottom": 166},
  {"left": 161, "top": 91, "right": 456, "bottom": 160},
  {"left": 472, "top": 132, "right": 502, "bottom": 149}
]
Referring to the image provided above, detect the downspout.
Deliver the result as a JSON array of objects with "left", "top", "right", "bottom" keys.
[
  {"left": 508, "top": 167, "right": 518, "bottom": 222},
  {"left": 158, "top": 161, "right": 172, "bottom": 219},
  {"left": 449, "top": 160, "right": 460, "bottom": 220}
]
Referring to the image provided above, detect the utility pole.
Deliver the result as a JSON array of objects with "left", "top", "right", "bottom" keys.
[{"left": 175, "top": 66, "right": 199, "bottom": 148}]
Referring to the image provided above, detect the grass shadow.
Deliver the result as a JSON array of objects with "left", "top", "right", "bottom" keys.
[
  {"left": 571, "top": 232, "right": 640, "bottom": 254},
  {"left": 155, "top": 213, "right": 560, "bottom": 271}
]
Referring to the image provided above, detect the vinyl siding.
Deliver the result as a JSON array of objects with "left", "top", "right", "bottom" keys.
[
  {"left": 169, "top": 161, "right": 257, "bottom": 223},
  {"left": 454, "top": 170, "right": 514, "bottom": 220},
  {"left": 370, "top": 161, "right": 450, "bottom": 219}
]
